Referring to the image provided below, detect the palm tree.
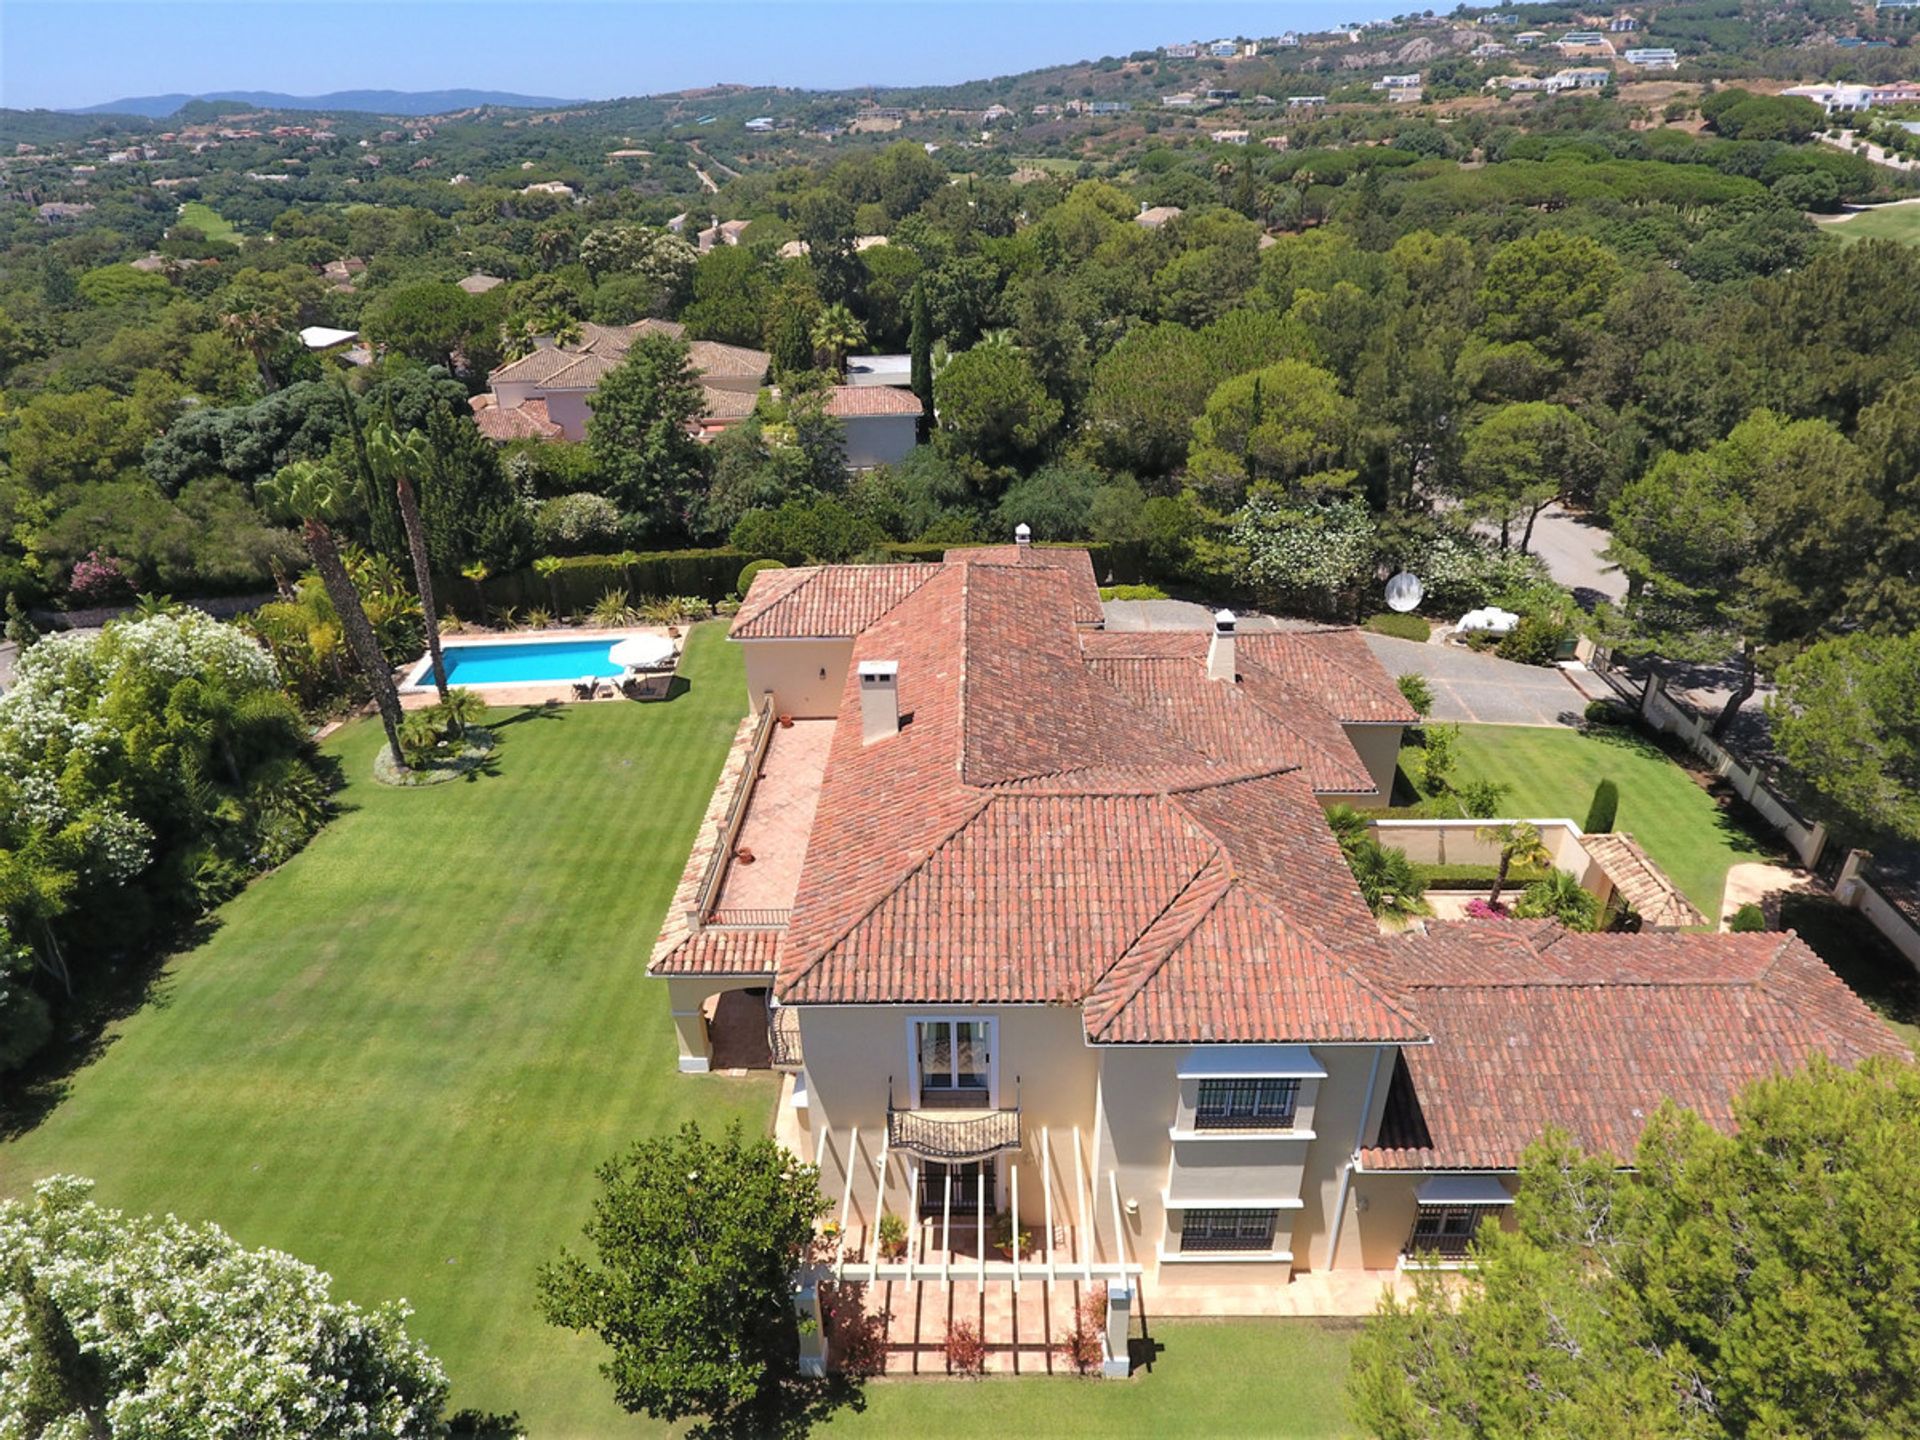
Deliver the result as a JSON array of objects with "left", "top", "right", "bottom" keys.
[
  {"left": 460, "top": 561, "right": 491, "bottom": 624},
  {"left": 809, "top": 302, "right": 866, "bottom": 376},
  {"left": 1512, "top": 870, "right": 1602, "bottom": 932},
  {"left": 1348, "top": 839, "right": 1428, "bottom": 924},
  {"left": 1477, "top": 821, "right": 1554, "bottom": 910},
  {"left": 258, "top": 460, "right": 409, "bottom": 773},
  {"left": 438, "top": 687, "right": 487, "bottom": 738},
  {"left": 366, "top": 422, "right": 447, "bottom": 704},
  {"left": 219, "top": 302, "right": 289, "bottom": 392}
]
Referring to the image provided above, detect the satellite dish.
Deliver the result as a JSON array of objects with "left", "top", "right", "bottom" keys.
[{"left": 1385, "top": 572, "right": 1424, "bottom": 614}]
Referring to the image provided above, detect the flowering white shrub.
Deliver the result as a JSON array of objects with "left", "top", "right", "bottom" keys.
[
  {"left": 1233, "top": 490, "right": 1377, "bottom": 617},
  {"left": 0, "top": 1176, "right": 448, "bottom": 1438}
]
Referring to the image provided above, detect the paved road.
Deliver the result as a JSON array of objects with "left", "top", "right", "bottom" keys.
[
  {"left": 1464, "top": 502, "right": 1624, "bottom": 609},
  {"left": 1520, "top": 504, "right": 1625, "bottom": 608},
  {"left": 1364, "top": 634, "right": 1593, "bottom": 727}
]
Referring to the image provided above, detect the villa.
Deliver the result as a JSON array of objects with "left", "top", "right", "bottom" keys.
[{"left": 648, "top": 539, "right": 1904, "bottom": 1369}]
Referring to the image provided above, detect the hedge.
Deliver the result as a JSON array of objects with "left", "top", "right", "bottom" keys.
[
  {"left": 440, "top": 548, "right": 747, "bottom": 617},
  {"left": 1411, "top": 862, "right": 1556, "bottom": 890},
  {"left": 441, "top": 537, "right": 1159, "bottom": 620}
]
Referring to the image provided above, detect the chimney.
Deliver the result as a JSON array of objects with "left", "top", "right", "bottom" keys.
[
  {"left": 859, "top": 660, "right": 900, "bottom": 743},
  {"left": 1014, "top": 522, "right": 1031, "bottom": 558},
  {"left": 1208, "top": 609, "right": 1236, "bottom": 682}
]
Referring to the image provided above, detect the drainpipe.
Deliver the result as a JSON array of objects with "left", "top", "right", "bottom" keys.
[{"left": 1325, "top": 1045, "right": 1385, "bottom": 1271}]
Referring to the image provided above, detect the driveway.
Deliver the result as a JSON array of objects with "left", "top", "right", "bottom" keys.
[{"left": 1364, "top": 634, "right": 1592, "bottom": 727}]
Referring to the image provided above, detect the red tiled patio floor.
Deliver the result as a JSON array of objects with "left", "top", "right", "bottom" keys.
[
  {"left": 828, "top": 1274, "right": 1103, "bottom": 1376},
  {"left": 712, "top": 719, "right": 833, "bottom": 915}
]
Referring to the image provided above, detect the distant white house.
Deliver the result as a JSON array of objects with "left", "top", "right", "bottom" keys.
[
  {"left": 1209, "top": 39, "right": 1239, "bottom": 57},
  {"left": 1472, "top": 42, "right": 1511, "bottom": 57},
  {"left": 1162, "top": 92, "right": 1199, "bottom": 108},
  {"left": 1514, "top": 30, "right": 1547, "bottom": 47},
  {"left": 1287, "top": 95, "right": 1328, "bottom": 108},
  {"left": 1624, "top": 47, "right": 1679, "bottom": 68},
  {"left": 1164, "top": 42, "right": 1201, "bottom": 58},
  {"left": 1211, "top": 129, "right": 1251, "bottom": 145},
  {"left": 1374, "top": 72, "right": 1422, "bottom": 89},
  {"left": 1783, "top": 82, "right": 1875, "bottom": 113},
  {"left": 298, "top": 325, "right": 358, "bottom": 351},
  {"left": 1275, "top": 31, "right": 1301, "bottom": 47},
  {"left": 1546, "top": 66, "right": 1613, "bottom": 91},
  {"left": 744, "top": 116, "right": 775, "bottom": 132}
]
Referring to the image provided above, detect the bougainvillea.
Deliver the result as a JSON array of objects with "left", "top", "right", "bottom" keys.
[{"left": 67, "top": 550, "right": 132, "bottom": 604}]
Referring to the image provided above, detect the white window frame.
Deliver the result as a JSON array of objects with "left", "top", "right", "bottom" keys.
[{"left": 905, "top": 1015, "right": 999, "bottom": 1109}]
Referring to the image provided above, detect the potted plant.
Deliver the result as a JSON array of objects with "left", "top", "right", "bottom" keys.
[
  {"left": 991, "top": 1211, "right": 1030, "bottom": 1260},
  {"left": 878, "top": 1211, "right": 908, "bottom": 1261}
]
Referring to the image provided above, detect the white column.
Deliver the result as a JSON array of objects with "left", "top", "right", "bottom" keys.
[{"left": 1102, "top": 1282, "right": 1132, "bottom": 1379}]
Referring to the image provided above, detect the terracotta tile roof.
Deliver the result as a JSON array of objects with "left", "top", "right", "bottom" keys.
[
  {"left": 487, "top": 346, "right": 583, "bottom": 385},
  {"left": 1082, "top": 644, "right": 1378, "bottom": 793},
  {"left": 698, "top": 384, "right": 761, "bottom": 421},
  {"left": 1240, "top": 630, "right": 1421, "bottom": 724},
  {"left": 649, "top": 927, "right": 781, "bottom": 976},
  {"left": 1359, "top": 923, "right": 1909, "bottom": 1170},
  {"left": 772, "top": 560, "right": 1422, "bottom": 1043},
  {"left": 1580, "top": 832, "right": 1707, "bottom": 929},
  {"left": 540, "top": 351, "right": 627, "bottom": 389},
  {"left": 730, "top": 563, "right": 942, "bottom": 640},
  {"left": 687, "top": 339, "right": 772, "bottom": 378},
  {"left": 822, "top": 385, "right": 924, "bottom": 418},
  {"left": 457, "top": 272, "right": 504, "bottom": 294},
  {"left": 468, "top": 393, "right": 561, "bottom": 441},
  {"left": 943, "top": 544, "right": 1104, "bottom": 625}
]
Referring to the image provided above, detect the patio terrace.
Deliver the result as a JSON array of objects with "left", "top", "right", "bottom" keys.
[{"left": 706, "top": 717, "right": 833, "bottom": 926}]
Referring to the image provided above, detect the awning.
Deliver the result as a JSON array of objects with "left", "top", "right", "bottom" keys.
[{"left": 1416, "top": 1174, "right": 1514, "bottom": 1206}]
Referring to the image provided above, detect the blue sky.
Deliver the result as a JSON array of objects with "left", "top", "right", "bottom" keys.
[{"left": 3, "top": 2, "right": 1359, "bottom": 112}]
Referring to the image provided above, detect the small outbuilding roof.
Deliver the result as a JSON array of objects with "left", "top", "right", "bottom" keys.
[{"left": 1580, "top": 832, "right": 1707, "bottom": 930}]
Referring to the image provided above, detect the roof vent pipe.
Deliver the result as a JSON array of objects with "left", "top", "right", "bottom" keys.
[
  {"left": 859, "top": 660, "right": 900, "bottom": 743},
  {"left": 1208, "top": 609, "right": 1237, "bottom": 683}
]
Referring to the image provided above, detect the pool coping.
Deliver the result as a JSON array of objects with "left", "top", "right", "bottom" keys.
[{"left": 399, "top": 626, "right": 678, "bottom": 694}]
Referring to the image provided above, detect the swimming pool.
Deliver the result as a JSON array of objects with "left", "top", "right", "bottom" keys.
[{"left": 405, "top": 637, "right": 627, "bottom": 690}]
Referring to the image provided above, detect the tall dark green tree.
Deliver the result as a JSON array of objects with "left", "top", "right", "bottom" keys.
[
  {"left": 908, "top": 279, "right": 934, "bottom": 443},
  {"left": 585, "top": 334, "right": 707, "bottom": 537}
]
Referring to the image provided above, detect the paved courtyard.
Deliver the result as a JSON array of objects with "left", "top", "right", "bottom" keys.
[{"left": 1363, "top": 634, "right": 1597, "bottom": 727}]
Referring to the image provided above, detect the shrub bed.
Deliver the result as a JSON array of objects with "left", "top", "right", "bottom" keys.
[
  {"left": 1365, "top": 611, "right": 1432, "bottom": 642},
  {"left": 1410, "top": 861, "right": 1555, "bottom": 890}
]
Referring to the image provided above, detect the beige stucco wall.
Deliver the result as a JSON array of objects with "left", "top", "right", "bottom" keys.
[
  {"left": 492, "top": 379, "right": 540, "bottom": 409},
  {"left": 843, "top": 414, "right": 918, "bottom": 470},
  {"left": 543, "top": 389, "right": 592, "bottom": 441},
  {"left": 740, "top": 638, "right": 855, "bottom": 719},
  {"left": 1343, "top": 724, "right": 1404, "bottom": 802},
  {"left": 797, "top": 1004, "right": 1101, "bottom": 1233}
]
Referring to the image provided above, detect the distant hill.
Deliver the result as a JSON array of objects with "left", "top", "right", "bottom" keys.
[{"left": 69, "top": 89, "right": 586, "bottom": 118}]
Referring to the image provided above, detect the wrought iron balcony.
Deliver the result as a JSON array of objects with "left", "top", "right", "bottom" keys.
[
  {"left": 768, "top": 1006, "right": 803, "bottom": 1070},
  {"left": 886, "top": 1075, "right": 1021, "bottom": 1161}
]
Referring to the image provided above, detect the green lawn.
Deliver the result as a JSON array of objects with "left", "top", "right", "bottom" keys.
[
  {"left": 1828, "top": 200, "right": 1920, "bottom": 247},
  {"left": 3, "top": 621, "right": 1366, "bottom": 1435},
  {"left": 178, "top": 199, "right": 242, "bottom": 244},
  {"left": 823, "top": 1320, "right": 1359, "bottom": 1438},
  {"left": 1396, "top": 724, "right": 1778, "bottom": 919},
  {"left": 1, "top": 623, "right": 776, "bottom": 1435}
]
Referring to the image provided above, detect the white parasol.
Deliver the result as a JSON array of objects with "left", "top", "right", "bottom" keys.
[{"left": 608, "top": 634, "right": 679, "bottom": 670}]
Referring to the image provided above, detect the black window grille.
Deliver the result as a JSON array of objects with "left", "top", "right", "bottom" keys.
[
  {"left": 1194, "top": 1079, "right": 1300, "bottom": 1130},
  {"left": 1405, "top": 1205, "right": 1494, "bottom": 1260},
  {"left": 1178, "top": 1208, "right": 1278, "bottom": 1253}
]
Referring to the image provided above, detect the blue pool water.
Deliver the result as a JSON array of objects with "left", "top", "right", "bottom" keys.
[{"left": 421, "top": 638, "right": 624, "bottom": 687}]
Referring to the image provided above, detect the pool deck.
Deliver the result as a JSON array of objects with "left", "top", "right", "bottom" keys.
[{"left": 397, "top": 625, "right": 680, "bottom": 709}]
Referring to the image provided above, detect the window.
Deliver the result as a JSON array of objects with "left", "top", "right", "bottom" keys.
[
  {"left": 1178, "top": 1208, "right": 1278, "bottom": 1254},
  {"left": 1406, "top": 1206, "right": 1492, "bottom": 1261},
  {"left": 1194, "top": 1078, "right": 1299, "bottom": 1130},
  {"left": 914, "top": 1019, "right": 992, "bottom": 1108}
]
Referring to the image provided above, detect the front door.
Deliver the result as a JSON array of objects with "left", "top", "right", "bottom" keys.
[
  {"left": 913, "top": 1018, "right": 993, "bottom": 1109},
  {"left": 921, "top": 1160, "right": 996, "bottom": 1219}
]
